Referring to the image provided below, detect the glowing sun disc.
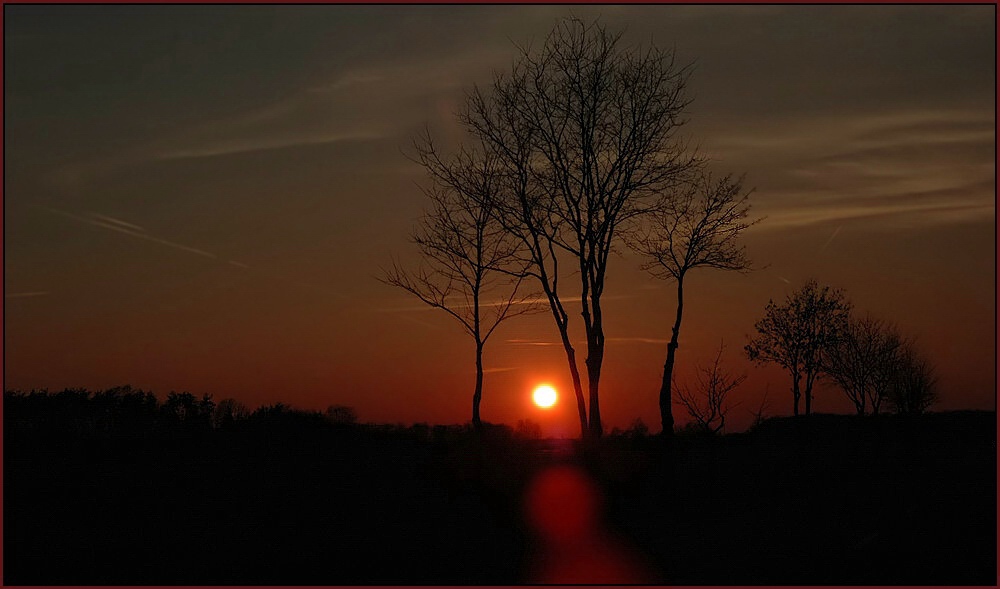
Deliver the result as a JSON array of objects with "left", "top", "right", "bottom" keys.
[{"left": 533, "top": 385, "right": 558, "bottom": 408}]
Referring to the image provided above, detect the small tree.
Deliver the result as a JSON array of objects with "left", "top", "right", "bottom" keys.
[
  {"left": 745, "top": 279, "right": 850, "bottom": 416},
  {"left": 823, "top": 314, "right": 905, "bottom": 415},
  {"left": 887, "top": 340, "right": 938, "bottom": 414},
  {"left": 382, "top": 143, "right": 536, "bottom": 430},
  {"left": 748, "top": 384, "right": 772, "bottom": 429},
  {"left": 628, "top": 172, "right": 759, "bottom": 436},
  {"left": 673, "top": 342, "right": 747, "bottom": 434}
]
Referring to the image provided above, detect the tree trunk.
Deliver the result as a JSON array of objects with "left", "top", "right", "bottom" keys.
[
  {"left": 804, "top": 373, "right": 814, "bottom": 415},
  {"left": 792, "top": 373, "right": 801, "bottom": 417},
  {"left": 585, "top": 287, "right": 606, "bottom": 439},
  {"left": 472, "top": 341, "right": 484, "bottom": 430},
  {"left": 557, "top": 326, "right": 589, "bottom": 438},
  {"left": 537, "top": 263, "right": 589, "bottom": 439},
  {"left": 659, "top": 278, "right": 685, "bottom": 437},
  {"left": 586, "top": 333, "right": 605, "bottom": 439},
  {"left": 870, "top": 389, "right": 883, "bottom": 416}
]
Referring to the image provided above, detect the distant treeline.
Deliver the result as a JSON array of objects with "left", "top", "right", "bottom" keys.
[
  {"left": 2, "top": 386, "right": 559, "bottom": 442},
  {"left": 4, "top": 386, "right": 348, "bottom": 435}
]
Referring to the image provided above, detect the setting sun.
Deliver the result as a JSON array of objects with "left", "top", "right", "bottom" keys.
[{"left": 532, "top": 385, "right": 558, "bottom": 408}]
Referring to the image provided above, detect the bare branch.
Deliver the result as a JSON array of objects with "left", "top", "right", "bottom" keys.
[
  {"left": 673, "top": 341, "right": 746, "bottom": 434},
  {"left": 627, "top": 171, "right": 761, "bottom": 283}
]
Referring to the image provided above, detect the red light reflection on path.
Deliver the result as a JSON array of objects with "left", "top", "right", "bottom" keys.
[{"left": 523, "top": 464, "right": 656, "bottom": 584}]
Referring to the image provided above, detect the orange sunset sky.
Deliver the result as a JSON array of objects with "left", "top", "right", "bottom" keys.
[{"left": 3, "top": 5, "right": 995, "bottom": 435}]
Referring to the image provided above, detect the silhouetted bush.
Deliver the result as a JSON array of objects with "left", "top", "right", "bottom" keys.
[
  {"left": 325, "top": 404, "right": 358, "bottom": 425},
  {"left": 213, "top": 398, "right": 249, "bottom": 429},
  {"left": 516, "top": 419, "right": 542, "bottom": 440}
]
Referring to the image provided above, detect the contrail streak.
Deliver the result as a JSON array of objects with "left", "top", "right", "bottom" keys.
[
  {"left": 818, "top": 225, "right": 842, "bottom": 254},
  {"left": 89, "top": 213, "right": 145, "bottom": 232},
  {"left": 43, "top": 207, "right": 250, "bottom": 268}
]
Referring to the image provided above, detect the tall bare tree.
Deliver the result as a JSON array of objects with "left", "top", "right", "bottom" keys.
[
  {"left": 745, "top": 279, "right": 851, "bottom": 416},
  {"left": 629, "top": 172, "right": 758, "bottom": 436},
  {"left": 461, "top": 17, "right": 697, "bottom": 439},
  {"left": 673, "top": 342, "right": 747, "bottom": 435},
  {"left": 823, "top": 314, "right": 904, "bottom": 415},
  {"left": 382, "top": 145, "right": 535, "bottom": 430}
]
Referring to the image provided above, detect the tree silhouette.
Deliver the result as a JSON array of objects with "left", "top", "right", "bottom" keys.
[
  {"left": 745, "top": 279, "right": 850, "bottom": 416},
  {"left": 628, "top": 172, "right": 758, "bottom": 436},
  {"left": 461, "top": 17, "right": 697, "bottom": 438},
  {"left": 516, "top": 418, "right": 542, "bottom": 439},
  {"left": 383, "top": 141, "right": 536, "bottom": 430},
  {"left": 748, "top": 384, "right": 772, "bottom": 429},
  {"left": 673, "top": 342, "right": 746, "bottom": 435},
  {"left": 163, "top": 391, "right": 214, "bottom": 430},
  {"left": 823, "top": 314, "right": 904, "bottom": 415},
  {"left": 325, "top": 404, "right": 358, "bottom": 425},
  {"left": 213, "top": 398, "right": 249, "bottom": 429},
  {"left": 163, "top": 392, "right": 196, "bottom": 421},
  {"left": 887, "top": 339, "right": 938, "bottom": 414}
]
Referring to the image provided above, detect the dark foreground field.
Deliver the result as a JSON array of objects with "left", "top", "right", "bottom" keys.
[{"left": 4, "top": 410, "right": 996, "bottom": 585}]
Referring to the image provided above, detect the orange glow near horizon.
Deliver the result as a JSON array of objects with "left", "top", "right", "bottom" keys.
[{"left": 532, "top": 385, "right": 558, "bottom": 409}]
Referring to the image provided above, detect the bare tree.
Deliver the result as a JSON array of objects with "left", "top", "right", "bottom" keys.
[
  {"left": 382, "top": 145, "right": 536, "bottom": 430},
  {"left": 823, "top": 314, "right": 904, "bottom": 415},
  {"left": 628, "top": 172, "right": 759, "bottom": 436},
  {"left": 673, "top": 342, "right": 747, "bottom": 434},
  {"left": 745, "top": 279, "right": 851, "bottom": 416},
  {"left": 748, "top": 384, "right": 772, "bottom": 429},
  {"left": 461, "top": 17, "right": 697, "bottom": 439},
  {"left": 887, "top": 340, "right": 938, "bottom": 414}
]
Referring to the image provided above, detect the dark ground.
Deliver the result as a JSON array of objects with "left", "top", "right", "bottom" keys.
[{"left": 4, "top": 409, "right": 996, "bottom": 585}]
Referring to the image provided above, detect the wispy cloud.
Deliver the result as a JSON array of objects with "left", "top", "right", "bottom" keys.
[
  {"left": 377, "top": 302, "right": 449, "bottom": 313},
  {"left": 605, "top": 336, "right": 670, "bottom": 345},
  {"left": 157, "top": 131, "right": 383, "bottom": 161},
  {"left": 505, "top": 338, "right": 561, "bottom": 347},
  {"left": 399, "top": 313, "right": 445, "bottom": 330},
  {"left": 313, "top": 72, "right": 387, "bottom": 91},
  {"left": 377, "top": 294, "right": 633, "bottom": 314},
  {"left": 759, "top": 192, "right": 994, "bottom": 230},
  {"left": 505, "top": 334, "right": 667, "bottom": 347},
  {"left": 149, "top": 45, "right": 514, "bottom": 166},
  {"left": 43, "top": 207, "right": 250, "bottom": 268},
  {"left": 711, "top": 108, "right": 995, "bottom": 232},
  {"left": 5, "top": 291, "right": 49, "bottom": 299}
]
